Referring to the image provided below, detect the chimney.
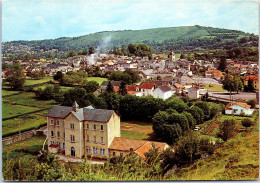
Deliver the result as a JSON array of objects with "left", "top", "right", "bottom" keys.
[{"left": 72, "top": 101, "right": 79, "bottom": 112}]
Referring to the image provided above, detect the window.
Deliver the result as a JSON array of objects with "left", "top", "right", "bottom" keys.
[
  {"left": 51, "top": 131, "right": 54, "bottom": 137},
  {"left": 64, "top": 132, "right": 65, "bottom": 138},
  {"left": 94, "top": 136, "right": 97, "bottom": 143},
  {"left": 86, "top": 123, "right": 89, "bottom": 129},
  {"left": 93, "top": 147, "right": 98, "bottom": 155},
  {"left": 57, "top": 142, "right": 61, "bottom": 149},
  {"left": 70, "top": 123, "right": 75, "bottom": 129},
  {"left": 57, "top": 120, "right": 60, "bottom": 126},
  {"left": 93, "top": 124, "right": 96, "bottom": 130},
  {"left": 101, "top": 137, "right": 104, "bottom": 144},
  {"left": 50, "top": 120, "right": 54, "bottom": 125},
  {"left": 63, "top": 143, "right": 65, "bottom": 150},
  {"left": 100, "top": 125, "right": 103, "bottom": 131},
  {"left": 50, "top": 141, "right": 54, "bottom": 144},
  {"left": 70, "top": 135, "right": 75, "bottom": 142},
  {"left": 86, "top": 147, "right": 91, "bottom": 154},
  {"left": 57, "top": 131, "right": 60, "bottom": 138},
  {"left": 100, "top": 148, "right": 105, "bottom": 156},
  {"left": 86, "top": 135, "right": 90, "bottom": 142}
]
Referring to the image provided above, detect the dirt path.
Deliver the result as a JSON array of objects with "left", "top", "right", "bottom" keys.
[{"left": 121, "top": 121, "right": 153, "bottom": 134}]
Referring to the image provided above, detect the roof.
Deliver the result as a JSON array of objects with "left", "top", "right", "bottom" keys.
[
  {"left": 174, "top": 83, "right": 185, "bottom": 89},
  {"left": 47, "top": 106, "right": 115, "bottom": 122},
  {"left": 156, "top": 85, "right": 172, "bottom": 93},
  {"left": 126, "top": 85, "right": 139, "bottom": 91},
  {"left": 243, "top": 75, "right": 258, "bottom": 81},
  {"left": 47, "top": 106, "right": 73, "bottom": 118},
  {"left": 225, "top": 102, "right": 251, "bottom": 110},
  {"left": 139, "top": 83, "right": 155, "bottom": 89},
  {"left": 134, "top": 142, "right": 152, "bottom": 159},
  {"left": 100, "top": 81, "right": 121, "bottom": 87},
  {"left": 109, "top": 137, "right": 168, "bottom": 153}
]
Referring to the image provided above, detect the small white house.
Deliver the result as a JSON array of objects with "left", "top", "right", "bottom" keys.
[
  {"left": 153, "top": 86, "right": 172, "bottom": 100},
  {"left": 187, "top": 86, "right": 200, "bottom": 99},
  {"left": 225, "top": 102, "right": 254, "bottom": 116},
  {"left": 139, "top": 83, "right": 155, "bottom": 96}
]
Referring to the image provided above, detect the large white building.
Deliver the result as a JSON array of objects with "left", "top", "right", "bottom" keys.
[{"left": 153, "top": 86, "right": 172, "bottom": 100}]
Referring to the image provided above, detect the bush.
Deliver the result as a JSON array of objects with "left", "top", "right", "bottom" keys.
[
  {"left": 247, "top": 99, "right": 256, "bottom": 108},
  {"left": 241, "top": 119, "right": 253, "bottom": 128}
]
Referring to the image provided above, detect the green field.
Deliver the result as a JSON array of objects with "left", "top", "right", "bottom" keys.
[
  {"left": 3, "top": 135, "right": 46, "bottom": 153},
  {"left": 2, "top": 90, "right": 20, "bottom": 96},
  {"left": 87, "top": 77, "right": 107, "bottom": 85},
  {"left": 3, "top": 92, "right": 56, "bottom": 108},
  {"left": 2, "top": 114, "right": 47, "bottom": 137},
  {"left": 2, "top": 103, "right": 41, "bottom": 119},
  {"left": 121, "top": 131, "right": 150, "bottom": 140},
  {"left": 204, "top": 84, "right": 226, "bottom": 92},
  {"left": 24, "top": 77, "right": 54, "bottom": 86}
]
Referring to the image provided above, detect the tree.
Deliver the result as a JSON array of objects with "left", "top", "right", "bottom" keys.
[
  {"left": 83, "top": 81, "right": 99, "bottom": 93},
  {"left": 247, "top": 77, "right": 255, "bottom": 92},
  {"left": 105, "top": 81, "right": 115, "bottom": 93},
  {"left": 218, "top": 119, "right": 237, "bottom": 141},
  {"left": 118, "top": 81, "right": 127, "bottom": 96},
  {"left": 168, "top": 113, "right": 189, "bottom": 131},
  {"left": 7, "top": 64, "right": 26, "bottom": 90},
  {"left": 67, "top": 51, "right": 76, "bottom": 57},
  {"left": 187, "top": 106, "right": 204, "bottom": 124},
  {"left": 182, "top": 111, "right": 196, "bottom": 128},
  {"left": 247, "top": 99, "right": 256, "bottom": 108},
  {"left": 222, "top": 75, "right": 242, "bottom": 96},
  {"left": 88, "top": 47, "right": 95, "bottom": 55},
  {"left": 166, "top": 97, "right": 189, "bottom": 113},
  {"left": 53, "top": 71, "right": 63, "bottom": 81},
  {"left": 195, "top": 102, "right": 210, "bottom": 120},
  {"left": 218, "top": 57, "right": 227, "bottom": 71},
  {"left": 61, "top": 88, "right": 88, "bottom": 107}
]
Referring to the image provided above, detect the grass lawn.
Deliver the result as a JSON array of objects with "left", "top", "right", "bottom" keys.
[
  {"left": 2, "top": 114, "right": 47, "bottom": 137},
  {"left": 2, "top": 90, "right": 20, "bottom": 96},
  {"left": 3, "top": 135, "right": 46, "bottom": 153},
  {"left": 2, "top": 103, "right": 41, "bottom": 119},
  {"left": 24, "top": 77, "right": 53, "bottom": 86},
  {"left": 3, "top": 92, "right": 56, "bottom": 108},
  {"left": 220, "top": 115, "right": 254, "bottom": 123},
  {"left": 87, "top": 77, "right": 107, "bottom": 85},
  {"left": 204, "top": 84, "right": 226, "bottom": 92},
  {"left": 33, "top": 84, "right": 73, "bottom": 92},
  {"left": 121, "top": 121, "right": 153, "bottom": 140},
  {"left": 121, "top": 131, "right": 150, "bottom": 140}
]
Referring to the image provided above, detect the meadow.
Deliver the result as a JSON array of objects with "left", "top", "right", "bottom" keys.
[
  {"left": 24, "top": 77, "right": 54, "bottom": 86},
  {"left": 204, "top": 84, "right": 226, "bottom": 92}
]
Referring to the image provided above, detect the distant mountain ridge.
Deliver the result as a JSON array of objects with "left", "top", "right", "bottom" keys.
[{"left": 2, "top": 25, "right": 258, "bottom": 53}]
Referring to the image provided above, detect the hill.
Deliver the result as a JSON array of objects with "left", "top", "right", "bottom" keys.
[{"left": 2, "top": 25, "right": 258, "bottom": 54}]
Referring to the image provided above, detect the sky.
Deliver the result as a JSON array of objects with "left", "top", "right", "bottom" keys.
[{"left": 2, "top": 0, "right": 259, "bottom": 42}]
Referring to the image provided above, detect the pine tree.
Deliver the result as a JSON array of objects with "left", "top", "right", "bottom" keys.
[
  {"left": 118, "top": 81, "right": 127, "bottom": 96},
  {"left": 106, "top": 81, "right": 115, "bottom": 93}
]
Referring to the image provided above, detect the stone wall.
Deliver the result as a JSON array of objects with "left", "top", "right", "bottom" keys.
[{"left": 2, "top": 129, "right": 37, "bottom": 146}]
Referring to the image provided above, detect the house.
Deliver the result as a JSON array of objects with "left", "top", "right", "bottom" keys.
[
  {"left": 225, "top": 102, "right": 254, "bottom": 116},
  {"left": 187, "top": 86, "right": 200, "bottom": 99},
  {"left": 243, "top": 75, "right": 259, "bottom": 90},
  {"left": 139, "top": 83, "right": 155, "bottom": 96},
  {"left": 47, "top": 102, "right": 168, "bottom": 159},
  {"left": 205, "top": 70, "right": 224, "bottom": 80},
  {"left": 153, "top": 86, "right": 172, "bottom": 100},
  {"left": 47, "top": 102, "right": 121, "bottom": 159}
]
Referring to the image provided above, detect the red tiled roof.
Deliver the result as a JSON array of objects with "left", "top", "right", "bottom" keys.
[
  {"left": 134, "top": 142, "right": 152, "bottom": 159},
  {"left": 126, "top": 85, "right": 139, "bottom": 91},
  {"left": 243, "top": 75, "right": 258, "bottom": 81},
  {"left": 174, "top": 83, "right": 185, "bottom": 89},
  {"left": 139, "top": 83, "right": 155, "bottom": 89},
  {"left": 225, "top": 102, "right": 251, "bottom": 110}
]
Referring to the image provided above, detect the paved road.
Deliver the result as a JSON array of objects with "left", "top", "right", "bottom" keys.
[{"left": 208, "top": 91, "right": 257, "bottom": 101}]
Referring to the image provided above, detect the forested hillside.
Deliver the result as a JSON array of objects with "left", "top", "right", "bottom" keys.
[{"left": 2, "top": 25, "right": 258, "bottom": 54}]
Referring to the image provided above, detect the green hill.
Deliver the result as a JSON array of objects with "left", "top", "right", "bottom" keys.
[{"left": 2, "top": 25, "right": 258, "bottom": 54}]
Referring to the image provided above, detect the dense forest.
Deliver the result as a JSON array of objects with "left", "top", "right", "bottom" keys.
[{"left": 2, "top": 25, "right": 258, "bottom": 60}]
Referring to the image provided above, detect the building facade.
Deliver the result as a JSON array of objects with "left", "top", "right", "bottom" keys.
[{"left": 47, "top": 102, "right": 120, "bottom": 159}]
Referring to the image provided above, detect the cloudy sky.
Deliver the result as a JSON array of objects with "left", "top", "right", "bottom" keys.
[{"left": 2, "top": 0, "right": 259, "bottom": 42}]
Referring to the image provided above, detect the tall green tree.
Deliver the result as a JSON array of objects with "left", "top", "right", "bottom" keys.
[
  {"left": 7, "top": 64, "right": 26, "bottom": 90},
  {"left": 83, "top": 81, "right": 99, "bottom": 93},
  {"left": 105, "top": 81, "right": 115, "bottom": 93},
  {"left": 218, "top": 56, "right": 227, "bottom": 71},
  {"left": 118, "top": 81, "right": 127, "bottom": 96}
]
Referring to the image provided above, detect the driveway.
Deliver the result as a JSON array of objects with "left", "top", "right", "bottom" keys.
[{"left": 208, "top": 91, "right": 257, "bottom": 101}]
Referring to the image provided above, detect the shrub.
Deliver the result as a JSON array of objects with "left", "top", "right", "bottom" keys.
[
  {"left": 241, "top": 119, "right": 253, "bottom": 128},
  {"left": 247, "top": 99, "right": 256, "bottom": 108},
  {"left": 218, "top": 119, "right": 237, "bottom": 141}
]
